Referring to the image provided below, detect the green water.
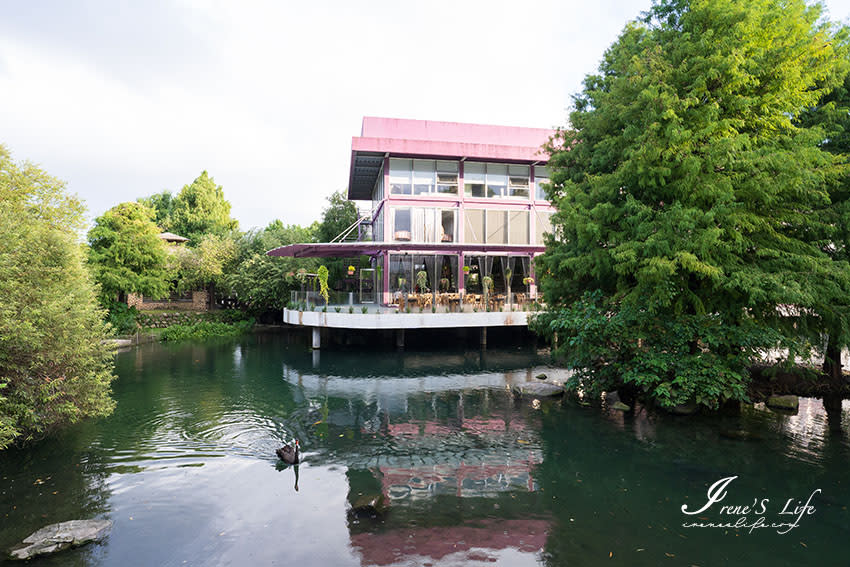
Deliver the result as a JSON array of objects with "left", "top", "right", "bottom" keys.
[{"left": 1, "top": 332, "right": 848, "bottom": 566}]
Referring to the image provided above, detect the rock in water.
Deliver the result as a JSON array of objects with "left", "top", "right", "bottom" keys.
[
  {"left": 513, "top": 382, "right": 564, "bottom": 397},
  {"left": 766, "top": 395, "right": 799, "bottom": 411},
  {"left": 9, "top": 519, "right": 112, "bottom": 560},
  {"left": 611, "top": 401, "right": 631, "bottom": 412}
]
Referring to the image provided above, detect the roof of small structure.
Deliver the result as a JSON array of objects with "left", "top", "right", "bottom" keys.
[
  {"left": 159, "top": 232, "right": 189, "bottom": 243},
  {"left": 348, "top": 117, "right": 555, "bottom": 200},
  {"left": 267, "top": 241, "right": 545, "bottom": 258}
]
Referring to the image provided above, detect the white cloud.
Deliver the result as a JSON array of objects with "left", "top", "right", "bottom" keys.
[{"left": 2, "top": 0, "right": 849, "bottom": 230}]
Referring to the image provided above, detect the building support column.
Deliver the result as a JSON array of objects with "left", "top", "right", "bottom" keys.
[
  {"left": 396, "top": 329, "right": 405, "bottom": 350},
  {"left": 311, "top": 327, "right": 321, "bottom": 350},
  {"left": 480, "top": 327, "right": 487, "bottom": 348}
]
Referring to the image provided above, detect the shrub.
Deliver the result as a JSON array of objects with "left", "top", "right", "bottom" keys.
[
  {"left": 160, "top": 320, "right": 253, "bottom": 341},
  {"left": 106, "top": 302, "right": 139, "bottom": 336}
]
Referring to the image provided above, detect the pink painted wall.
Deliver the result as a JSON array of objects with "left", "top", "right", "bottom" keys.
[
  {"left": 361, "top": 117, "right": 554, "bottom": 148},
  {"left": 353, "top": 117, "right": 555, "bottom": 163}
]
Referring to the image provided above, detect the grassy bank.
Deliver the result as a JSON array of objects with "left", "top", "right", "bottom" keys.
[{"left": 158, "top": 320, "right": 254, "bottom": 341}]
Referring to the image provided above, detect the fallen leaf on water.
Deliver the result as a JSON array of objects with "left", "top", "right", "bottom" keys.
[
  {"left": 800, "top": 542, "right": 807, "bottom": 548},
  {"left": 609, "top": 552, "right": 613, "bottom": 558},
  {"left": 665, "top": 553, "right": 675, "bottom": 558},
  {"left": 312, "top": 420, "right": 323, "bottom": 426},
  {"left": 517, "top": 439, "right": 529, "bottom": 444}
]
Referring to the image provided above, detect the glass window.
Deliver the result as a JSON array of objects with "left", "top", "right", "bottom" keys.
[
  {"left": 436, "top": 161, "right": 458, "bottom": 195},
  {"left": 394, "top": 208, "right": 411, "bottom": 241},
  {"left": 509, "top": 210, "right": 529, "bottom": 244},
  {"left": 464, "top": 162, "right": 485, "bottom": 197},
  {"left": 466, "top": 209, "right": 485, "bottom": 244},
  {"left": 390, "top": 159, "right": 412, "bottom": 195},
  {"left": 440, "top": 210, "right": 456, "bottom": 242},
  {"left": 508, "top": 165, "right": 529, "bottom": 198},
  {"left": 486, "top": 164, "right": 508, "bottom": 198},
  {"left": 534, "top": 210, "right": 553, "bottom": 244},
  {"left": 465, "top": 255, "right": 484, "bottom": 294},
  {"left": 413, "top": 160, "right": 435, "bottom": 195},
  {"left": 487, "top": 210, "right": 507, "bottom": 244},
  {"left": 390, "top": 254, "right": 413, "bottom": 295},
  {"left": 411, "top": 208, "right": 437, "bottom": 242},
  {"left": 437, "top": 255, "right": 458, "bottom": 293},
  {"left": 535, "top": 165, "right": 550, "bottom": 201}
]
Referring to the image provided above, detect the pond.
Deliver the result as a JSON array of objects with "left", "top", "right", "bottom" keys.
[{"left": 1, "top": 332, "right": 848, "bottom": 566}]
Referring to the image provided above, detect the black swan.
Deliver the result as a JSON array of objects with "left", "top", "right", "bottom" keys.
[{"left": 276, "top": 440, "right": 300, "bottom": 464}]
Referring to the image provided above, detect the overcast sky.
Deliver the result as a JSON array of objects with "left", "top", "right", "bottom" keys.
[{"left": 2, "top": 0, "right": 850, "bottom": 231}]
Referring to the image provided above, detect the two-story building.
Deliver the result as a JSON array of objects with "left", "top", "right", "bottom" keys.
[{"left": 271, "top": 116, "right": 555, "bottom": 312}]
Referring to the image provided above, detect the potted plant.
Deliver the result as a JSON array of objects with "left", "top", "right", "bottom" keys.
[
  {"left": 416, "top": 270, "right": 429, "bottom": 293},
  {"left": 440, "top": 277, "right": 450, "bottom": 292},
  {"left": 347, "top": 265, "right": 355, "bottom": 276},
  {"left": 482, "top": 275, "right": 494, "bottom": 306},
  {"left": 317, "top": 265, "right": 330, "bottom": 305}
]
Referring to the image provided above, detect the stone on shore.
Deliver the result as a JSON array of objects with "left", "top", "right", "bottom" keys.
[
  {"left": 513, "top": 382, "right": 564, "bottom": 397},
  {"left": 766, "top": 395, "right": 799, "bottom": 411},
  {"left": 9, "top": 519, "right": 112, "bottom": 560}
]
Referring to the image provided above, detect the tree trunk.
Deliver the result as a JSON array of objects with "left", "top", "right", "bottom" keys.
[
  {"left": 822, "top": 333, "right": 843, "bottom": 387},
  {"left": 822, "top": 393, "right": 843, "bottom": 434}
]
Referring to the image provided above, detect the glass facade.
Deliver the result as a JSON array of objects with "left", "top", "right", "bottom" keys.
[
  {"left": 465, "top": 209, "right": 529, "bottom": 245},
  {"left": 463, "top": 255, "right": 532, "bottom": 297},
  {"left": 390, "top": 207, "right": 457, "bottom": 243},
  {"left": 391, "top": 159, "right": 459, "bottom": 196},
  {"left": 387, "top": 253, "right": 533, "bottom": 306},
  {"left": 534, "top": 165, "right": 550, "bottom": 201},
  {"left": 388, "top": 254, "right": 459, "bottom": 297}
]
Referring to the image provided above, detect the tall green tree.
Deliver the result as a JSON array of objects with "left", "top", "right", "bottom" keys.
[
  {"left": 137, "top": 189, "right": 175, "bottom": 229},
  {"left": 317, "top": 190, "right": 360, "bottom": 286},
  {"left": 0, "top": 145, "right": 115, "bottom": 448},
  {"left": 798, "top": 73, "right": 850, "bottom": 386},
  {"left": 168, "top": 233, "right": 239, "bottom": 294},
  {"left": 317, "top": 190, "right": 359, "bottom": 243},
  {"left": 225, "top": 220, "right": 318, "bottom": 315},
  {"left": 88, "top": 202, "right": 170, "bottom": 303},
  {"left": 170, "top": 171, "right": 238, "bottom": 245},
  {"left": 533, "top": 0, "right": 850, "bottom": 408}
]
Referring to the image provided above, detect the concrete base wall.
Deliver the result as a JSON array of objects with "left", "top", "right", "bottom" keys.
[{"left": 283, "top": 308, "right": 528, "bottom": 330}]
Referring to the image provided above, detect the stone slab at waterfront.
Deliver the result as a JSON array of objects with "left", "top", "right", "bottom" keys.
[
  {"left": 766, "top": 394, "right": 799, "bottom": 411},
  {"left": 9, "top": 519, "right": 112, "bottom": 560},
  {"left": 512, "top": 382, "right": 564, "bottom": 397}
]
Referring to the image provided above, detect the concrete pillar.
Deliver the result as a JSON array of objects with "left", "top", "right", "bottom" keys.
[
  {"left": 396, "top": 329, "right": 405, "bottom": 350},
  {"left": 480, "top": 327, "right": 487, "bottom": 347},
  {"left": 312, "top": 327, "right": 321, "bottom": 350}
]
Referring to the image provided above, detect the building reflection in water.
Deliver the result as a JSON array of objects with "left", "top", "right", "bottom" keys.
[{"left": 281, "top": 361, "right": 552, "bottom": 566}]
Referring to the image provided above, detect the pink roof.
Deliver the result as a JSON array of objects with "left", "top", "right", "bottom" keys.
[
  {"left": 360, "top": 116, "right": 554, "bottom": 151},
  {"left": 349, "top": 117, "right": 555, "bottom": 200}
]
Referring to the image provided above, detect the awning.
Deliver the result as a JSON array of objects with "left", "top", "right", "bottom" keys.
[{"left": 267, "top": 241, "right": 545, "bottom": 258}]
